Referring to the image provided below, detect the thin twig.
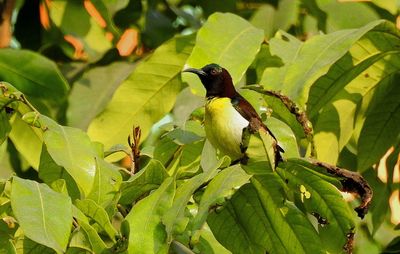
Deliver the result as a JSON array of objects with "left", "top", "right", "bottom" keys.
[{"left": 127, "top": 125, "right": 141, "bottom": 174}]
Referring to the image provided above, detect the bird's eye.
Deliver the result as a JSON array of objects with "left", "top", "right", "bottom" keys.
[{"left": 210, "top": 69, "right": 218, "bottom": 75}]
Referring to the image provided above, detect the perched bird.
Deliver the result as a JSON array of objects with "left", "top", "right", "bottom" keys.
[{"left": 183, "top": 63, "right": 283, "bottom": 165}]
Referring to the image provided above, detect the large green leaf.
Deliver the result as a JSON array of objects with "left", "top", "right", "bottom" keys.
[
  {"left": 11, "top": 177, "right": 72, "bottom": 253},
  {"left": 9, "top": 115, "right": 43, "bottom": 170},
  {"left": 307, "top": 21, "right": 400, "bottom": 163},
  {"left": 250, "top": 0, "right": 298, "bottom": 39},
  {"left": 208, "top": 173, "right": 323, "bottom": 254},
  {"left": 38, "top": 146, "right": 81, "bottom": 200},
  {"left": 208, "top": 184, "right": 279, "bottom": 254},
  {"left": 77, "top": 219, "right": 107, "bottom": 253},
  {"left": 28, "top": 114, "right": 97, "bottom": 196},
  {"left": 88, "top": 34, "right": 194, "bottom": 150},
  {"left": 316, "top": 0, "right": 380, "bottom": 33},
  {"left": 119, "top": 159, "right": 168, "bottom": 205},
  {"left": 67, "top": 62, "right": 135, "bottom": 130},
  {"left": 75, "top": 199, "right": 118, "bottom": 242},
  {"left": 163, "top": 160, "right": 220, "bottom": 239},
  {"left": 87, "top": 158, "right": 122, "bottom": 209},
  {"left": 182, "top": 12, "right": 264, "bottom": 94},
  {"left": 0, "top": 111, "right": 11, "bottom": 145},
  {"left": 191, "top": 165, "right": 251, "bottom": 235},
  {"left": 252, "top": 175, "right": 323, "bottom": 254},
  {"left": 277, "top": 159, "right": 355, "bottom": 253},
  {"left": 125, "top": 177, "right": 176, "bottom": 254},
  {"left": 0, "top": 49, "right": 69, "bottom": 105},
  {"left": 357, "top": 73, "right": 400, "bottom": 170},
  {"left": 262, "top": 20, "right": 384, "bottom": 105}
]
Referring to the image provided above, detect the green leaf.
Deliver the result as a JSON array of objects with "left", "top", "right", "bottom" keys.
[
  {"left": 250, "top": 0, "right": 299, "bottom": 39},
  {"left": 0, "top": 111, "right": 11, "bottom": 145},
  {"left": 307, "top": 21, "right": 400, "bottom": 163},
  {"left": 69, "top": 229, "right": 93, "bottom": 253},
  {"left": 252, "top": 174, "right": 323, "bottom": 254},
  {"left": 207, "top": 184, "right": 273, "bottom": 253},
  {"left": 277, "top": 159, "right": 355, "bottom": 253},
  {"left": 77, "top": 219, "right": 108, "bottom": 254},
  {"left": 14, "top": 236, "right": 55, "bottom": 254},
  {"left": 9, "top": 115, "right": 43, "bottom": 170},
  {"left": 167, "top": 139, "right": 204, "bottom": 178},
  {"left": 33, "top": 114, "right": 97, "bottom": 196},
  {"left": 67, "top": 62, "right": 135, "bottom": 130},
  {"left": 317, "top": 0, "right": 380, "bottom": 33},
  {"left": 208, "top": 173, "right": 322, "bottom": 254},
  {"left": 119, "top": 159, "right": 168, "bottom": 205},
  {"left": 267, "top": 117, "right": 299, "bottom": 158},
  {"left": 48, "top": 1, "right": 112, "bottom": 61},
  {"left": 163, "top": 166, "right": 219, "bottom": 238},
  {"left": 0, "top": 49, "right": 69, "bottom": 105},
  {"left": 357, "top": 74, "right": 400, "bottom": 170},
  {"left": 11, "top": 177, "right": 72, "bottom": 253},
  {"left": 362, "top": 168, "right": 390, "bottom": 235},
  {"left": 191, "top": 165, "right": 251, "bottom": 235},
  {"left": 88, "top": 34, "right": 194, "bottom": 150},
  {"left": 39, "top": 146, "right": 81, "bottom": 200},
  {"left": 197, "top": 228, "right": 231, "bottom": 254},
  {"left": 87, "top": 158, "right": 122, "bottom": 209},
  {"left": 183, "top": 12, "right": 264, "bottom": 95},
  {"left": 242, "top": 129, "right": 278, "bottom": 173},
  {"left": 75, "top": 199, "right": 118, "bottom": 242},
  {"left": 125, "top": 177, "right": 176, "bottom": 254},
  {"left": 263, "top": 20, "right": 384, "bottom": 105},
  {"left": 0, "top": 219, "right": 17, "bottom": 254}
]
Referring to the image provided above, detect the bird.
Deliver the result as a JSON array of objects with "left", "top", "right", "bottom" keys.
[{"left": 183, "top": 63, "right": 283, "bottom": 166}]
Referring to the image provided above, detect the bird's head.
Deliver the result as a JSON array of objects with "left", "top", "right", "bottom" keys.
[{"left": 183, "top": 63, "right": 236, "bottom": 98}]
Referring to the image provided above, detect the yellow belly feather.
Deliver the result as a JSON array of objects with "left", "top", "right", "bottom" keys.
[{"left": 204, "top": 97, "right": 249, "bottom": 160}]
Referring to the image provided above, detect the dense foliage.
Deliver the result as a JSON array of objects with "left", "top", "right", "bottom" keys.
[{"left": 0, "top": 0, "right": 399, "bottom": 253}]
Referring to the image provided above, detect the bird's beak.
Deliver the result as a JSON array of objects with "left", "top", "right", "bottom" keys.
[{"left": 183, "top": 68, "right": 206, "bottom": 76}]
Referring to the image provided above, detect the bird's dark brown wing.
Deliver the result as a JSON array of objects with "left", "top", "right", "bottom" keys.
[
  {"left": 231, "top": 94, "right": 275, "bottom": 137},
  {"left": 231, "top": 93, "right": 284, "bottom": 162}
]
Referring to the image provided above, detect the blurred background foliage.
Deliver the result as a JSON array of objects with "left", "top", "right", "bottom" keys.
[{"left": 0, "top": 0, "right": 400, "bottom": 253}]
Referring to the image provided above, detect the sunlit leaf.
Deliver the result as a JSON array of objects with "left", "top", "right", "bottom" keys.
[
  {"left": 183, "top": 12, "right": 264, "bottom": 94},
  {"left": 357, "top": 74, "right": 400, "bottom": 170},
  {"left": 0, "top": 49, "right": 68, "bottom": 109},
  {"left": 11, "top": 177, "right": 72, "bottom": 253},
  {"left": 39, "top": 146, "right": 81, "bottom": 200},
  {"left": 119, "top": 159, "right": 168, "bottom": 205},
  {"left": 9, "top": 116, "right": 42, "bottom": 170},
  {"left": 307, "top": 21, "right": 400, "bottom": 163},
  {"left": 163, "top": 163, "right": 219, "bottom": 238},
  {"left": 87, "top": 157, "right": 122, "bottom": 210},
  {"left": 77, "top": 219, "right": 107, "bottom": 254},
  {"left": 75, "top": 199, "right": 118, "bottom": 242},
  {"left": 276, "top": 159, "right": 355, "bottom": 253},
  {"left": 32, "top": 114, "right": 97, "bottom": 196},
  {"left": 88, "top": 34, "right": 194, "bottom": 150},
  {"left": 67, "top": 62, "right": 135, "bottom": 130},
  {"left": 250, "top": 0, "right": 299, "bottom": 39},
  {"left": 263, "top": 20, "right": 384, "bottom": 105},
  {"left": 191, "top": 165, "right": 251, "bottom": 235},
  {"left": 125, "top": 177, "right": 176, "bottom": 253}
]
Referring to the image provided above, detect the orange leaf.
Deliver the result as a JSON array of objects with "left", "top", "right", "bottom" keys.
[{"left": 117, "top": 28, "right": 139, "bottom": 57}]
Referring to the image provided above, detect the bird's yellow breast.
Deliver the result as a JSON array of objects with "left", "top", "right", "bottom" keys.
[{"left": 204, "top": 97, "right": 249, "bottom": 160}]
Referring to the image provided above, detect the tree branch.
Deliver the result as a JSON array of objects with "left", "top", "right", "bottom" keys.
[{"left": 311, "top": 160, "right": 373, "bottom": 219}]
